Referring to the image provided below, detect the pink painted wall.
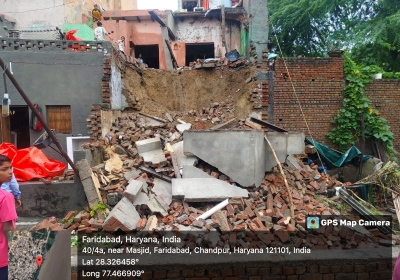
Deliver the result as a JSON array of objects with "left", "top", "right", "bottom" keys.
[
  {"left": 103, "top": 17, "right": 167, "bottom": 69},
  {"left": 171, "top": 42, "right": 186, "bottom": 67}
]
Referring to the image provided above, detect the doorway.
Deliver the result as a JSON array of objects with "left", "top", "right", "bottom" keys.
[
  {"left": 185, "top": 43, "right": 215, "bottom": 66},
  {"left": 9, "top": 106, "right": 30, "bottom": 149},
  {"left": 135, "top": 45, "right": 160, "bottom": 69}
]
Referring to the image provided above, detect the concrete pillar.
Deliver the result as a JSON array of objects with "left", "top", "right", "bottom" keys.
[{"left": 248, "top": 0, "right": 268, "bottom": 63}]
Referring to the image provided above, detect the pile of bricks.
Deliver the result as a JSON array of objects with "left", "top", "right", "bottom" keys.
[
  {"left": 189, "top": 56, "right": 251, "bottom": 70},
  {"left": 87, "top": 104, "right": 258, "bottom": 143},
  {"left": 32, "top": 145, "right": 393, "bottom": 250}
]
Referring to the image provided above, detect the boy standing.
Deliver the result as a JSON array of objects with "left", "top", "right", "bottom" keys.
[
  {"left": 0, "top": 155, "right": 17, "bottom": 280},
  {"left": 94, "top": 21, "right": 111, "bottom": 41},
  {"left": 115, "top": 36, "right": 125, "bottom": 54}
]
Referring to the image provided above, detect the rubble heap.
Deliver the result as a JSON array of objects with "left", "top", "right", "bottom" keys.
[{"left": 31, "top": 112, "right": 393, "bottom": 250}]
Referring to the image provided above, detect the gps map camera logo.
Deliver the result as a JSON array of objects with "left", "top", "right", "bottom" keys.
[{"left": 307, "top": 216, "right": 319, "bottom": 229}]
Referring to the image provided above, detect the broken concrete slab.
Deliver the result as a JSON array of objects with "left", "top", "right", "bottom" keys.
[
  {"left": 183, "top": 130, "right": 266, "bottom": 187},
  {"left": 136, "top": 137, "right": 162, "bottom": 154},
  {"left": 140, "top": 150, "right": 167, "bottom": 167},
  {"left": 183, "top": 130, "right": 305, "bottom": 186},
  {"left": 123, "top": 180, "right": 143, "bottom": 202},
  {"left": 124, "top": 168, "right": 141, "bottom": 181},
  {"left": 265, "top": 132, "right": 305, "bottom": 172},
  {"left": 171, "top": 141, "right": 197, "bottom": 168},
  {"left": 132, "top": 192, "right": 149, "bottom": 206},
  {"left": 147, "top": 197, "right": 168, "bottom": 216},
  {"left": 102, "top": 197, "right": 140, "bottom": 231},
  {"left": 138, "top": 177, "right": 148, "bottom": 194},
  {"left": 75, "top": 159, "right": 102, "bottom": 209},
  {"left": 176, "top": 123, "right": 191, "bottom": 133},
  {"left": 172, "top": 178, "right": 248, "bottom": 202},
  {"left": 152, "top": 178, "right": 172, "bottom": 205},
  {"left": 137, "top": 114, "right": 165, "bottom": 127},
  {"left": 286, "top": 155, "right": 302, "bottom": 171},
  {"left": 182, "top": 165, "right": 213, "bottom": 179}
]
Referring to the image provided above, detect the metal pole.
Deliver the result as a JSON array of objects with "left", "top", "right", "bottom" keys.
[{"left": 0, "top": 58, "right": 80, "bottom": 177}]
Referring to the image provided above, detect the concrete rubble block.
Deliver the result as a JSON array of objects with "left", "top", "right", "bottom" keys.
[
  {"left": 152, "top": 178, "right": 172, "bottom": 205},
  {"left": 264, "top": 132, "right": 305, "bottom": 172},
  {"left": 124, "top": 168, "right": 141, "bottom": 181},
  {"left": 286, "top": 155, "right": 302, "bottom": 171},
  {"left": 75, "top": 159, "right": 102, "bottom": 209},
  {"left": 139, "top": 150, "right": 167, "bottom": 167},
  {"left": 176, "top": 123, "right": 191, "bottom": 133},
  {"left": 102, "top": 197, "right": 140, "bottom": 232},
  {"left": 132, "top": 192, "right": 149, "bottom": 206},
  {"left": 182, "top": 165, "right": 213, "bottom": 179},
  {"left": 138, "top": 177, "right": 148, "bottom": 194},
  {"left": 147, "top": 197, "right": 168, "bottom": 217},
  {"left": 183, "top": 130, "right": 266, "bottom": 187},
  {"left": 137, "top": 115, "right": 165, "bottom": 127},
  {"left": 172, "top": 178, "right": 249, "bottom": 202},
  {"left": 136, "top": 137, "right": 161, "bottom": 154},
  {"left": 171, "top": 141, "right": 197, "bottom": 168},
  {"left": 144, "top": 215, "right": 158, "bottom": 232},
  {"left": 123, "top": 180, "right": 143, "bottom": 202}
]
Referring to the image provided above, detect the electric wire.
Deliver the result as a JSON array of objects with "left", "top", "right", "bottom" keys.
[{"left": 271, "top": 24, "right": 326, "bottom": 173}]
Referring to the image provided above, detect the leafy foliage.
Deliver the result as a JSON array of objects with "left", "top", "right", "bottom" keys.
[
  {"left": 268, "top": 0, "right": 400, "bottom": 70},
  {"left": 90, "top": 201, "right": 107, "bottom": 217},
  {"left": 327, "top": 55, "right": 397, "bottom": 159}
]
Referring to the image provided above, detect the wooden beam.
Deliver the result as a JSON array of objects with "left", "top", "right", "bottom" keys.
[
  {"left": 165, "top": 39, "right": 178, "bottom": 69},
  {"left": 136, "top": 16, "right": 140, "bottom": 22},
  {"left": 221, "top": 5, "right": 228, "bottom": 54}
]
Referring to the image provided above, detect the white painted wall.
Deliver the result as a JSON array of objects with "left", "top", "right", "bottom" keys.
[
  {"left": 0, "top": 0, "right": 64, "bottom": 30},
  {"left": 174, "top": 17, "right": 241, "bottom": 56}
]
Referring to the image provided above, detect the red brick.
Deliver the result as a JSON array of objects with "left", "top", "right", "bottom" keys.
[
  {"left": 377, "top": 262, "right": 387, "bottom": 271},
  {"left": 357, "top": 273, "right": 370, "bottom": 280},
  {"left": 295, "top": 266, "right": 306, "bottom": 274},
  {"left": 307, "top": 265, "right": 319, "bottom": 273},
  {"left": 153, "top": 270, "right": 166, "bottom": 278},
  {"left": 167, "top": 270, "right": 180, "bottom": 278},
  {"left": 259, "top": 267, "right": 270, "bottom": 275},
  {"left": 271, "top": 267, "right": 282, "bottom": 275},
  {"left": 221, "top": 268, "right": 233, "bottom": 277},
  {"left": 322, "top": 274, "right": 334, "bottom": 280},
  {"left": 246, "top": 267, "right": 259, "bottom": 276},
  {"left": 182, "top": 269, "right": 195, "bottom": 277},
  {"left": 330, "top": 266, "right": 341, "bottom": 273},
  {"left": 342, "top": 265, "right": 353, "bottom": 273},
  {"left": 283, "top": 267, "right": 295, "bottom": 275},
  {"left": 233, "top": 267, "right": 245, "bottom": 276},
  {"left": 140, "top": 271, "right": 153, "bottom": 279},
  {"left": 319, "top": 266, "right": 330, "bottom": 274},
  {"left": 207, "top": 270, "right": 220, "bottom": 277},
  {"left": 195, "top": 269, "right": 206, "bottom": 276}
]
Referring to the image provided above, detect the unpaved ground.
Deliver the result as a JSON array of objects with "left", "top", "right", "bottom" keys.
[{"left": 123, "top": 66, "right": 256, "bottom": 121}]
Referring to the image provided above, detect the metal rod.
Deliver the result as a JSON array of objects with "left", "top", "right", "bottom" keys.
[{"left": 0, "top": 58, "right": 80, "bottom": 177}]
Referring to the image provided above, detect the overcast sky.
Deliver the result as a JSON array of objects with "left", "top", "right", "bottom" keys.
[{"left": 137, "top": 0, "right": 178, "bottom": 11}]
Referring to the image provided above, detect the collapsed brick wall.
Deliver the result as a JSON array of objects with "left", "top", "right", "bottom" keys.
[
  {"left": 366, "top": 80, "right": 400, "bottom": 152},
  {"left": 269, "top": 58, "right": 344, "bottom": 147}
]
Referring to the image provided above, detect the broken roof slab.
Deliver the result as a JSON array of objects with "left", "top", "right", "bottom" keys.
[
  {"left": 183, "top": 130, "right": 305, "bottom": 187},
  {"left": 183, "top": 130, "right": 266, "bottom": 187},
  {"left": 172, "top": 178, "right": 248, "bottom": 202}
]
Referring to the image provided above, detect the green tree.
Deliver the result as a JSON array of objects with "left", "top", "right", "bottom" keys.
[{"left": 268, "top": 0, "right": 400, "bottom": 70}]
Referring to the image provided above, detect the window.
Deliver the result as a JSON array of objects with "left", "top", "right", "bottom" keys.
[{"left": 47, "top": 105, "right": 72, "bottom": 133}]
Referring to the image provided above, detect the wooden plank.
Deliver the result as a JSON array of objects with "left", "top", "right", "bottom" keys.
[
  {"left": 250, "top": 117, "right": 288, "bottom": 132},
  {"left": 139, "top": 166, "right": 172, "bottom": 183},
  {"left": 1, "top": 114, "right": 11, "bottom": 143},
  {"left": 210, "top": 118, "right": 236, "bottom": 130},
  {"left": 76, "top": 159, "right": 102, "bottom": 209},
  {"left": 164, "top": 39, "right": 178, "bottom": 69}
]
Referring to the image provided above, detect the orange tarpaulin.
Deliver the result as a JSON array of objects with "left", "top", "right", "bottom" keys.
[{"left": 0, "top": 143, "right": 66, "bottom": 181}]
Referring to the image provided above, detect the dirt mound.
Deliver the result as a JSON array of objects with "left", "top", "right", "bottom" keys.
[{"left": 123, "top": 67, "right": 256, "bottom": 119}]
